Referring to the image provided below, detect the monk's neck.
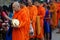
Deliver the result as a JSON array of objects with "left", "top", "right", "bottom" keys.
[
  {"left": 21, "top": 6, "right": 26, "bottom": 9},
  {"left": 15, "top": 10, "right": 20, "bottom": 13},
  {"left": 37, "top": 5, "right": 40, "bottom": 7},
  {"left": 28, "top": 5, "right": 33, "bottom": 7},
  {"left": 21, "top": 6, "right": 24, "bottom": 9}
]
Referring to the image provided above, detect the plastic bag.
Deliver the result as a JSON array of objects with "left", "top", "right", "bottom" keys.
[{"left": 29, "top": 21, "right": 34, "bottom": 36}]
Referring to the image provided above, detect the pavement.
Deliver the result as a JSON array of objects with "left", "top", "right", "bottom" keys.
[
  {"left": 0, "top": 28, "right": 60, "bottom": 40},
  {"left": 52, "top": 29, "right": 60, "bottom": 40}
]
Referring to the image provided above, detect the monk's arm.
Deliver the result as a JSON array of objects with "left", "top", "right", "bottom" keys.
[
  {"left": 40, "top": 8, "right": 45, "bottom": 18},
  {"left": 18, "top": 11, "right": 28, "bottom": 28},
  {"left": 33, "top": 8, "right": 38, "bottom": 22},
  {"left": 42, "top": 8, "right": 45, "bottom": 17}
]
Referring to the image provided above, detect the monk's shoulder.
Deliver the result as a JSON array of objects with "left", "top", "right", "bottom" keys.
[
  {"left": 42, "top": 7, "right": 45, "bottom": 11},
  {"left": 20, "top": 8, "right": 27, "bottom": 16},
  {"left": 23, "top": 6, "right": 30, "bottom": 16},
  {"left": 33, "top": 5, "right": 37, "bottom": 9},
  {"left": 39, "top": 6, "right": 45, "bottom": 11},
  {"left": 24, "top": 6, "right": 29, "bottom": 11}
]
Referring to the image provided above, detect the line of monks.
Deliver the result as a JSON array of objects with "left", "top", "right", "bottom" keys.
[{"left": 11, "top": 0, "right": 60, "bottom": 40}]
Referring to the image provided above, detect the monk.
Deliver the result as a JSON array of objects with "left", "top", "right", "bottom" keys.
[
  {"left": 20, "top": 3, "right": 30, "bottom": 40},
  {"left": 12, "top": 2, "right": 30, "bottom": 40},
  {"left": 50, "top": 2, "right": 57, "bottom": 29},
  {"left": 27, "top": 0, "right": 38, "bottom": 40},
  {"left": 56, "top": 2, "right": 60, "bottom": 33},
  {"left": 34, "top": 1, "right": 45, "bottom": 40},
  {"left": 56, "top": 3, "right": 60, "bottom": 23}
]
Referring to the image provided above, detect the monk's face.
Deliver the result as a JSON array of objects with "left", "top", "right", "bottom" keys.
[
  {"left": 34, "top": 2, "right": 40, "bottom": 6},
  {"left": 12, "top": 3, "right": 20, "bottom": 12},
  {"left": 40, "top": 4, "right": 44, "bottom": 7},
  {"left": 28, "top": 1, "right": 32, "bottom": 6}
]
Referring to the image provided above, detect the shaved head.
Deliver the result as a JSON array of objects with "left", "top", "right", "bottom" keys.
[
  {"left": 28, "top": 0, "right": 32, "bottom": 2},
  {"left": 12, "top": 1, "right": 20, "bottom": 12},
  {"left": 20, "top": 3, "right": 25, "bottom": 8},
  {"left": 27, "top": 0, "right": 32, "bottom": 6},
  {"left": 13, "top": 1, "right": 20, "bottom": 7},
  {"left": 34, "top": 1, "right": 40, "bottom": 6}
]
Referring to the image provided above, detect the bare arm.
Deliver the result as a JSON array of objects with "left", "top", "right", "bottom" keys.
[{"left": 2, "top": 12, "right": 12, "bottom": 20}]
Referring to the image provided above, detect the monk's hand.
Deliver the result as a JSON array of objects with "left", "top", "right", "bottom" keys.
[
  {"left": 11, "top": 19, "right": 20, "bottom": 28},
  {"left": 14, "top": 23, "right": 19, "bottom": 28},
  {"left": 11, "top": 23, "right": 19, "bottom": 28}
]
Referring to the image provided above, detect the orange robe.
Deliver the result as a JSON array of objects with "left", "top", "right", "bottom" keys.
[
  {"left": 57, "top": 3, "right": 60, "bottom": 25},
  {"left": 28, "top": 5, "right": 38, "bottom": 38},
  {"left": 12, "top": 7, "right": 30, "bottom": 40},
  {"left": 37, "top": 5, "right": 45, "bottom": 38},
  {"left": 50, "top": 3, "right": 57, "bottom": 28}
]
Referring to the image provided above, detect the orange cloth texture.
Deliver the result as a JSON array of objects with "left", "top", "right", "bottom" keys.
[
  {"left": 56, "top": 2, "right": 60, "bottom": 25},
  {"left": 37, "top": 5, "right": 45, "bottom": 38},
  {"left": 50, "top": 3, "right": 57, "bottom": 28},
  {"left": 12, "top": 6, "right": 30, "bottom": 40},
  {"left": 28, "top": 5, "right": 38, "bottom": 38}
]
